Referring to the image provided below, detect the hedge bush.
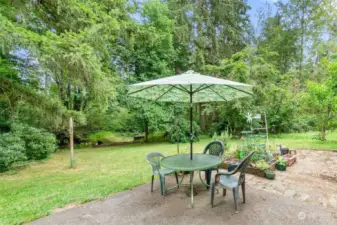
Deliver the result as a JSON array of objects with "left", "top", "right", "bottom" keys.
[
  {"left": 12, "top": 124, "right": 56, "bottom": 160},
  {"left": 0, "top": 133, "right": 26, "bottom": 172}
]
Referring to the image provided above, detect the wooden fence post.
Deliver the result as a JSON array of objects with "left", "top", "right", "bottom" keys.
[{"left": 69, "top": 117, "right": 75, "bottom": 168}]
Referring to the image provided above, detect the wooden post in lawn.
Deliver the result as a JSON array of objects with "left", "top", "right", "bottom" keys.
[
  {"left": 69, "top": 117, "right": 75, "bottom": 168},
  {"left": 264, "top": 112, "right": 269, "bottom": 151}
]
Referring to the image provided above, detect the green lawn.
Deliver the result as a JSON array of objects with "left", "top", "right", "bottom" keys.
[
  {"left": 0, "top": 132, "right": 336, "bottom": 225},
  {"left": 268, "top": 131, "right": 337, "bottom": 150}
]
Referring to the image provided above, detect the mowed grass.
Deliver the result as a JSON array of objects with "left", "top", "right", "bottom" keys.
[
  {"left": 268, "top": 131, "right": 337, "bottom": 150},
  {"left": 0, "top": 139, "right": 210, "bottom": 225},
  {"left": 0, "top": 132, "right": 336, "bottom": 225}
]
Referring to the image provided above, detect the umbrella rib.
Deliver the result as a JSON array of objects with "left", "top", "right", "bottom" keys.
[
  {"left": 222, "top": 84, "right": 253, "bottom": 96},
  {"left": 128, "top": 85, "right": 156, "bottom": 95},
  {"left": 155, "top": 86, "right": 175, "bottom": 101},
  {"left": 178, "top": 84, "right": 190, "bottom": 93},
  {"left": 193, "top": 84, "right": 215, "bottom": 93},
  {"left": 169, "top": 85, "right": 189, "bottom": 93},
  {"left": 209, "top": 87, "right": 228, "bottom": 102},
  {"left": 192, "top": 84, "right": 206, "bottom": 93}
]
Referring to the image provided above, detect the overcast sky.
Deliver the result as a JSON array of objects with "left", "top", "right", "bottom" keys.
[{"left": 247, "top": 0, "right": 281, "bottom": 34}]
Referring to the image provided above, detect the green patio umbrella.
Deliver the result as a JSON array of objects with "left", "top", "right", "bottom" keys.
[{"left": 128, "top": 70, "right": 253, "bottom": 160}]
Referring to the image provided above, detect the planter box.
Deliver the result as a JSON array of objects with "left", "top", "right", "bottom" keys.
[
  {"left": 282, "top": 151, "right": 297, "bottom": 167},
  {"left": 220, "top": 158, "right": 276, "bottom": 178},
  {"left": 246, "top": 166, "right": 266, "bottom": 177}
]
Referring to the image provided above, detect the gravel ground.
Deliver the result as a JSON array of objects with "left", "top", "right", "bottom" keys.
[
  {"left": 248, "top": 150, "right": 337, "bottom": 209},
  {"left": 29, "top": 150, "right": 337, "bottom": 225}
]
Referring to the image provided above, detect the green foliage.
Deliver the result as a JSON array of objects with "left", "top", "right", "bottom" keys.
[
  {"left": 303, "top": 59, "right": 337, "bottom": 140},
  {"left": 168, "top": 0, "right": 251, "bottom": 70},
  {"left": 276, "top": 156, "right": 287, "bottom": 167},
  {"left": 2, "top": 0, "right": 337, "bottom": 148},
  {"left": 255, "top": 160, "right": 270, "bottom": 171},
  {"left": 88, "top": 131, "right": 113, "bottom": 144},
  {"left": 166, "top": 118, "right": 188, "bottom": 143},
  {"left": 11, "top": 124, "right": 56, "bottom": 160},
  {"left": 0, "top": 132, "right": 26, "bottom": 172},
  {"left": 165, "top": 104, "right": 189, "bottom": 143},
  {"left": 146, "top": 132, "right": 167, "bottom": 143},
  {"left": 87, "top": 131, "right": 133, "bottom": 144},
  {"left": 212, "top": 130, "right": 232, "bottom": 151}
]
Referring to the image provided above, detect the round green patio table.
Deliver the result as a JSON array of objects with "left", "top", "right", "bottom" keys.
[{"left": 161, "top": 153, "right": 222, "bottom": 207}]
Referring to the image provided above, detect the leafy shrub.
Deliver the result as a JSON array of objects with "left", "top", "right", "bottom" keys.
[
  {"left": 239, "top": 144, "right": 267, "bottom": 163},
  {"left": 255, "top": 160, "right": 270, "bottom": 171},
  {"left": 12, "top": 124, "right": 56, "bottom": 160},
  {"left": 0, "top": 133, "right": 26, "bottom": 172},
  {"left": 290, "top": 115, "right": 316, "bottom": 132},
  {"left": 88, "top": 131, "right": 133, "bottom": 144},
  {"left": 212, "top": 130, "right": 232, "bottom": 151},
  {"left": 146, "top": 132, "right": 168, "bottom": 143},
  {"left": 88, "top": 131, "right": 113, "bottom": 144},
  {"left": 166, "top": 120, "right": 200, "bottom": 143}
]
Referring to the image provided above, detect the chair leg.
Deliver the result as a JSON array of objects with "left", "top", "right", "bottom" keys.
[
  {"left": 159, "top": 175, "right": 165, "bottom": 196},
  {"left": 175, "top": 172, "right": 179, "bottom": 188},
  {"left": 223, "top": 188, "right": 226, "bottom": 196},
  {"left": 151, "top": 175, "right": 154, "bottom": 192},
  {"left": 242, "top": 182, "right": 246, "bottom": 203},
  {"left": 211, "top": 183, "right": 215, "bottom": 207},
  {"left": 205, "top": 170, "right": 211, "bottom": 189},
  {"left": 237, "top": 185, "right": 240, "bottom": 197},
  {"left": 233, "top": 188, "right": 238, "bottom": 212}
]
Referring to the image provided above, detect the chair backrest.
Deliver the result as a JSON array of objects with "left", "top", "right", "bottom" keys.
[
  {"left": 203, "top": 141, "right": 224, "bottom": 157},
  {"left": 145, "top": 152, "right": 165, "bottom": 172},
  {"left": 232, "top": 151, "right": 255, "bottom": 185}
]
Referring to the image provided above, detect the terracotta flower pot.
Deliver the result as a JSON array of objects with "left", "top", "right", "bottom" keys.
[{"left": 282, "top": 154, "right": 296, "bottom": 166}]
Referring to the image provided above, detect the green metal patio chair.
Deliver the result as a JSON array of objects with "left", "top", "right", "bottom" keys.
[
  {"left": 210, "top": 151, "right": 255, "bottom": 212},
  {"left": 146, "top": 152, "right": 179, "bottom": 196},
  {"left": 201, "top": 141, "right": 224, "bottom": 187}
]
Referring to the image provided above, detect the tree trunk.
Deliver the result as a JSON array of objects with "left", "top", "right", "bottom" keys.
[
  {"left": 199, "top": 103, "right": 206, "bottom": 131},
  {"left": 299, "top": 0, "right": 306, "bottom": 81},
  {"left": 320, "top": 124, "right": 326, "bottom": 141},
  {"left": 145, "top": 121, "right": 149, "bottom": 143},
  {"left": 321, "top": 102, "right": 332, "bottom": 141}
]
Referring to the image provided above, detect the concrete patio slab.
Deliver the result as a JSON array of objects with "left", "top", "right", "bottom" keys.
[{"left": 29, "top": 176, "right": 337, "bottom": 225}]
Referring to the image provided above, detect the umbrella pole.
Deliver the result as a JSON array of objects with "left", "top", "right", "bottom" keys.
[{"left": 189, "top": 85, "right": 193, "bottom": 160}]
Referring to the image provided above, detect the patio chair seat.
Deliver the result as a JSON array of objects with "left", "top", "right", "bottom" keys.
[
  {"left": 201, "top": 141, "right": 225, "bottom": 188},
  {"left": 211, "top": 152, "right": 255, "bottom": 212},
  {"left": 146, "top": 152, "right": 179, "bottom": 196},
  {"left": 219, "top": 175, "right": 239, "bottom": 189},
  {"left": 153, "top": 168, "right": 175, "bottom": 176}
]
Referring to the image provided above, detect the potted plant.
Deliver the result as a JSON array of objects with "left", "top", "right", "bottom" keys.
[
  {"left": 255, "top": 160, "right": 275, "bottom": 179},
  {"left": 275, "top": 156, "right": 287, "bottom": 171},
  {"left": 255, "top": 160, "right": 270, "bottom": 171},
  {"left": 265, "top": 170, "right": 276, "bottom": 179}
]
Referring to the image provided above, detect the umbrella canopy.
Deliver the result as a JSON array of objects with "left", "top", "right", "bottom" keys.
[
  {"left": 128, "top": 70, "right": 253, "bottom": 160},
  {"left": 128, "top": 70, "right": 252, "bottom": 103}
]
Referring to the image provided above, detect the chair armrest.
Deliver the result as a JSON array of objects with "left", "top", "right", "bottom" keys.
[
  {"left": 217, "top": 171, "right": 234, "bottom": 175},
  {"left": 214, "top": 171, "right": 234, "bottom": 183}
]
